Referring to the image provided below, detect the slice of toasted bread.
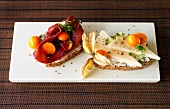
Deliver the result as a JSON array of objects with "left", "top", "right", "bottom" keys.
[
  {"left": 46, "top": 44, "right": 83, "bottom": 67},
  {"left": 93, "top": 59, "right": 152, "bottom": 70}
]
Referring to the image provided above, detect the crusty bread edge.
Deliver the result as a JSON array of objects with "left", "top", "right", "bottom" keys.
[
  {"left": 46, "top": 44, "right": 83, "bottom": 67},
  {"left": 93, "top": 59, "right": 152, "bottom": 70}
]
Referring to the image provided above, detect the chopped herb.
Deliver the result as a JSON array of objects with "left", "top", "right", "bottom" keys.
[
  {"left": 78, "top": 19, "right": 82, "bottom": 24},
  {"left": 129, "top": 52, "right": 136, "bottom": 59},
  {"left": 129, "top": 52, "right": 133, "bottom": 56},
  {"left": 136, "top": 46, "right": 146, "bottom": 62},
  {"left": 67, "top": 26, "right": 72, "bottom": 32},
  {"left": 58, "top": 24, "right": 64, "bottom": 28},
  {"left": 39, "top": 34, "right": 45, "bottom": 39},
  {"left": 111, "top": 32, "right": 125, "bottom": 40},
  {"left": 105, "top": 38, "right": 109, "bottom": 45},
  {"left": 111, "top": 35, "right": 116, "bottom": 40},
  {"left": 138, "top": 56, "right": 146, "bottom": 64},
  {"left": 116, "top": 33, "right": 120, "bottom": 36},
  {"left": 58, "top": 19, "right": 77, "bottom": 35},
  {"left": 122, "top": 33, "right": 125, "bottom": 36},
  {"left": 67, "top": 19, "right": 75, "bottom": 24},
  {"left": 135, "top": 44, "right": 146, "bottom": 51}
]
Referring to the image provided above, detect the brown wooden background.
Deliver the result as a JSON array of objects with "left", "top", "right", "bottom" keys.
[{"left": 0, "top": 0, "right": 170, "bottom": 108}]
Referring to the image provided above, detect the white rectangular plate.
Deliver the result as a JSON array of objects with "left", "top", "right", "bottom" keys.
[{"left": 9, "top": 22, "right": 160, "bottom": 82}]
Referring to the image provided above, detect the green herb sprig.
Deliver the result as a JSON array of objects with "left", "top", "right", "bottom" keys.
[
  {"left": 116, "top": 33, "right": 120, "bottom": 36},
  {"left": 135, "top": 44, "right": 146, "bottom": 51},
  {"left": 105, "top": 38, "right": 109, "bottom": 45},
  {"left": 129, "top": 52, "right": 136, "bottom": 58},
  {"left": 58, "top": 19, "right": 76, "bottom": 36},
  {"left": 111, "top": 32, "right": 126, "bottom": 40},
  {"left": 78, "top": 19, "right": 82, "bottom": 24},
  {"left": 135, "top": 44, "right": 147, "bottom": 63}
]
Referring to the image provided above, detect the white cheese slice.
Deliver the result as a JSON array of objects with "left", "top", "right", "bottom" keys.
[
  {"left": 94, "top": 30, "right": 113, "bottom": 52},
  {"left": 144, "top": 49, "right": 160, "bottom": 60},
  {"left": 109, "top": 50, "right": 142, "bottom": 67}
]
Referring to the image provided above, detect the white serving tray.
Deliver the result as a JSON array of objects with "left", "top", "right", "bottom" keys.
[{"left": 9, "top": 22, "right": 160, "bottom": 82}]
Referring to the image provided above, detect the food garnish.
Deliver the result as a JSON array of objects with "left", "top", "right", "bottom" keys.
[
  {"left": 127, "top": 32, "right": 147, "bottom": 47},
  {"left": 41, "top": 42, "right": 56, "bottom": 55},
  {"left": 135, "top": 32, "right": 147, "bottom": 44},
  {"left": 96, "top": 50, "right": 109, "bottom": 58},
  {"left": 127, "top": 34, "right": 140, "bottom": 47},
  {"left": 57, "top": 32, "right": 69, "bottom": 41},
  {"left": 28, "top": 36, "right": 41, "bottom": 49},
  {"left": 82, "top": 58, "right": 94, "bottom": 79}
]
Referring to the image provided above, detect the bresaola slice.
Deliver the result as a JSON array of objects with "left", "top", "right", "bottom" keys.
[
  {"left": 66, "top": 16, "right": 84, "bottom": 46},
  {"left": 33, "top": 16, "right": 84, "bottom": 64}
]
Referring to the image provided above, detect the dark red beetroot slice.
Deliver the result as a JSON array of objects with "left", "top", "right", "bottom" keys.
[{"left": 33, "top": 16, "right": 84, "bottom": 63}]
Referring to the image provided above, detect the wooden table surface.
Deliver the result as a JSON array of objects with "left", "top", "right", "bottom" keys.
[{"left": 0, "top": 0, "right": 170, "bottom": 108}]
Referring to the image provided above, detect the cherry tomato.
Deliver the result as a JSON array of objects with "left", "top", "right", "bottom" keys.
[
  {"left": 67, "top": 41, "right": 73, "bottom": 51},
  {"left": 41, "top": 42, "right": 56, "bottom": 54},
  {"left": 127, "top": 34, "right": 140, "bottom": 47},
  {"left": 58, "top": 32, "right": 69, "bottom": 41},
  {"left": 135, "top": 32, "right": 147, "bottom": 44},
  {"left": 62, "top": 41, "right": 73, "bottom": 51},
  {"left": 96, "top": 50, "right": 109, "bottom": 58},
  {"left": 28, "top": 36, "right": 41, "bottom": 49}
]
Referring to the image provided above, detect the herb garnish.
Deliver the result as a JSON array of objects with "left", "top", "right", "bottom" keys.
[
  {"left": 78, "top": 19, "right": 82, "bottom": 24},
  {"left": 116, "top": 33, "right": 120, "bottom": 36},
  {"left": 58, "top": 19, "right": 77, "bottom": 36},
  {"left": 39, "top": 34, "right": 45, "bottom": 38},
  {"left": 66, "top": 26, "right": 73, "bottom": 32},
  {"left": 105, "top": 38, "right": 109, "bottom": 45},
  {"left": 58, "top": 23, "right": 73, "bottom": 32},
  {"left": 122, "top": 33, "right": 125, "bottom": 36},
  {"left": 111, "top": 32, "right": 126, "bottom": 40},
  {"left": 138, "top": 55, "right": 146, "bottom": 63},
  {"left": 111, "top": 36, "right": 116, "bottom": 40},
  {"left": 135, "top": 44, "right": 146, "bottom": 51},
  {"left": 135, "top": 44, "right": 147, "bottom": 63},
  {"left": 129, "top": 52, "right": 133, "bottom": 56},
  {"left": 39, "top": 34, "right": 46, "bottom": 41},
  {"left": 129, "top": 52, "right": 136, "bottom": 59}
]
